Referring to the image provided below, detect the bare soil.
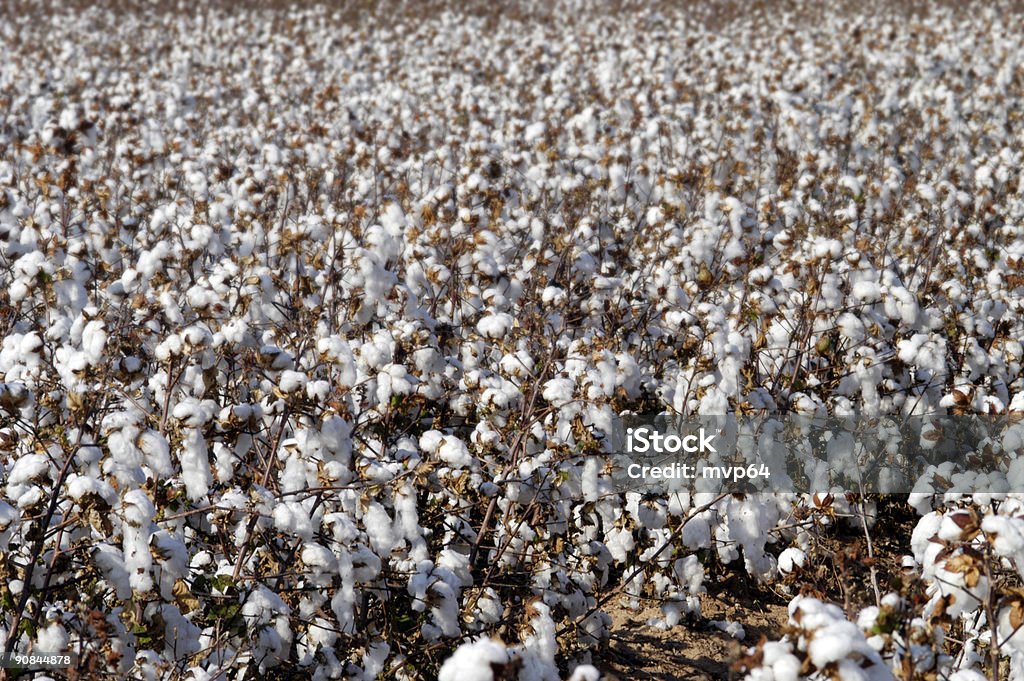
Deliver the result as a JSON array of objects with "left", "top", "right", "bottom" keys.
[{"left": 593, "top": 593, "right": 788, "bottom": 680}]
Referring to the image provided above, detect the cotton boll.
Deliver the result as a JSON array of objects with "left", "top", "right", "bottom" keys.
[
  {"left": 712, "top": 620, "right": 745, "bottom": 640},
  {"left": 150, "top": 530, "right": 189, "bottom": 599},
  {"left": 6, "top": 454, "right": 51, "bottom": 505},
  {"left": 121, "top": 489, "right": 155, "bottom": 594},
  {"left": 477, "top": 312, "right": 513, "bottom": 339},
  {"left": 438, "top": 436, "right": 473, "bottom": 468},
  {"left": 273, "top": 500, "right": 314, "bottom": 540},
  {"left": 180, "top": 428, "right": 212, "bottom": 500},
  {"left": 278, "top": 370, "right": 308, "bottom": 394},
  {"left": 93, "top": 544, "right": 132, "bottom": 600},
  {"left": 778, "top": 548, "right": 806, "bottom": 575},
  {"left": 241, "top": 585, "right": 292, "bottom": 671},
  {"left": 35, "top": 621, "right": 69, "bottom": 654},
  {"left": 851, "top": 281, "right": 882, "bottom": 303},
  {"left": 516, "top": 601, "right": 560, "bottom": 681},
  {"left": 910, "top": 512, "right": 942, "bottom": 564},
  {"left": 437, "top": 638, "right": 511, "bottom": 681},
  {"left": 566, "top": 665, "right": 602, "bottom": 681},
  {"left": 363, "top": 501, "right": 397, "bottom": 555},
  {"left": 542, "top": 377, "right": 575, "bottom": 407},
  {"left": 138, "top": 430, "right": 173, "bottom": 478},
  {"left": 933, "top": 552, "right": 989, "bottom": 619}
]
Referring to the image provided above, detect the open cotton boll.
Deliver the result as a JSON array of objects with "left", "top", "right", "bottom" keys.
[
  {"left": 566, "top": 666, "right": 602, "bottom": 681},
  {"left": 241, "top": 585, "right": 292, "bottom": 671},
  {"left": 363, "top": 501, "right": 397, "bottom": 555},
  {"left": 516, "top": 601, "right": 560, "bottom": 681},
  {"left": 138, "top": 430, "right": 173, "bottom": 478},
  {"left": 6, "top": 453, "right": 50, "bottom": 503},
  {"left": 712, "top": 620, "right": 745, "bottom": 640},
  {"left": 851, "top": 280, "right": 882, "bottom": 303},
  {"left": 477, "top": 312, "right": 513, "bottom": 339},
  {"left": 0, "top": 501, "right": 19, "bottom": 551},
  {"left": 278, "top": 369, "right": 307, "bottom": 393},
  {"left": 981, "top": 515, "right": 1024, "bottom": 559},
  {"left": 778, "top": 547, "right": 806, "bottom": 575},
  {"left": 542, "top": 377, "right": 575, "bottom": 408},
  {"left": 437, "top": 638, "right": 511, "bottom": 681},
  {"left": 92, "top": 544, "right": 132, "bottom": 600},
  {"left": 273, "top": 500, "right": 314, "bottom": 540},
  {"left": 35, "top": 621, "right": 69, "bottom": 654},
  {"left": 438, "top": 436, "right": 473, "bottom": 468},
  {"left": 66, "top": 473, "right": 117, "bottom": 506},
  {"left": 120, "top": 489, "right": 156, "bottom": 593},
  {"left": 180, "top": 428, "right": 213, "bottom": 500}
]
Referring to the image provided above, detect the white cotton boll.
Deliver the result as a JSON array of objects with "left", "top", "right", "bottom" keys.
[
  {"left": 437, "top": 638, "right": 511, "bottom": 681},
  {"left": 273, "top": 501, "right": 314, "bottom": 540},
  {"left": 93, "top": 544, "right": 132, "bottom": 600},
  {"left": 542, "top": 377, "right": 575, "bottom": 407},
  {"left": 477, "top": 312, "right": 513, "bottom": 339},
  {"left": 280, "top": 454, "right": 313, "bottom": 493},
  {"left": 138, "top": 430, "right": 172, "bottom": 478},
  {"left": 567, "top": 665, "right": 602, "bottom": 681},
  {"left": 912, "top": 515, "right": 943, "bottom": 561},
  {"left": 363, "top": 502, "right": 397, "bottom": 555},
  {"left": 917, "top": 184, "right": 937, "bottom": 202},
  {"left": 305, "top": 615, "right": 339, "bottom": 651},
  {"left": 778, "top": 548, "right": 806, "bottom": 574},
  {"left": 606, "top": 526, "right": 635, "bottom": 562},
  {"left": 981, "top": 515, "right": 1024, "bottom": 558},
  {"left": 997, "top": 607, "right": 1024, "bottom": 654},
  {"left": 180, "top": 428, "right": 212, "bottom": 500},
  {"left": 517, "top": 601, "right": 559, "bottom": 681},
  {"left": 837, "top": 312, "right": 866, "bottom": 343},
  {"left": 360, "top": 640, "right": 390, "bottom": 680},
  {"left": 438, "top": 436, "right": 473, "bottom": 468},
  {"left": 541, "top": 286, "right": 567, "bottom": 306},
  {"left": 0, "top": 501, "right": 19, "bottom": 550},
  {"left": 35, "top": 621, "right": 68, "bottom": 653},
  {"left": 278, "top": 370, "right": 307, "bottom": 393},
  {"left": 151, "top": 530, "right": 188, "bottom": 599},
  {"left": 81, "top": 320, "right": 106, "bottom": 365},
  {"left": 419, "top": 429, "right": 444, "bottom": 454},
  {"left": 472, "top": 588, "right": 503, "bottom": 626},
  {"left": 306, "top": 379, "right": 330, "bottom": 402},
  {"left": 66, "top": 473, "right": 116, "bottom": 506},
  {"left": 851, "top": 281, "right": 881, "bottom": 303},
  {"left": 805, "top": 617, "right": 866, "bottom": 668},
  {"left": 680, "top": 514, "right": 710, "bottom": 549},
  {"left": 524, "top": 122, "right": 546, "bottom": 143},
  {"left": 171, "top": 398, "right": 219, "bottom": 427},
  {"left": 933, "top": 556, "right": 989, "bottom": 619},
  {"left": 712, "top": 620, "right": 745, "bottom": 640},
  {"left": 7, "top": 453, "right": 50, "bottom": 489},
  {"left": 121, "top": 489, "right": 155, "bottom": 593},
  {"left": 104, "top": 427, "right": 145, "bottom": 487},
  {"left": 582, "top": 457, "right": 600, "bottom": 502},
  {"left": 301, "top": 543, "right": 338, "bottom": 574}
]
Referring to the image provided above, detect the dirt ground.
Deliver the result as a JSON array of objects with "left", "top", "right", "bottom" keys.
[{"left": 594, "top": 592, "right": 789, "bottom": 680}]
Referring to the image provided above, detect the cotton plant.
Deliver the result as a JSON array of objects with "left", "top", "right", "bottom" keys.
[{"left": 1, "top": 0, "right": 1024, "bottom": 678}]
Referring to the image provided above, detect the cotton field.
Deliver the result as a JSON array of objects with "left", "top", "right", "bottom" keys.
[{"left": 1, "top": 0, "right": 1024, "bottom": 679}]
